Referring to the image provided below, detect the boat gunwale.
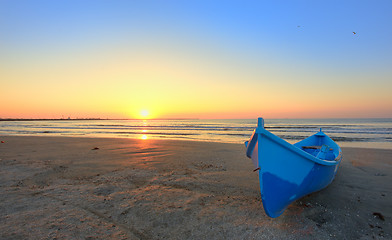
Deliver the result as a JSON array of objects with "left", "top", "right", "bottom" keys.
[{"left": 255, "top": 127, "right": 341, "bottom": 166}]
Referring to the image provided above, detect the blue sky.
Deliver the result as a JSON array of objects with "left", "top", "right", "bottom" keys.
[{"left": 1, "top": 0, "right": 391, "bottom": 118}]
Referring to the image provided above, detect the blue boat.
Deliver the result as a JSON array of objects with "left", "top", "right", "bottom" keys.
[{"left": 245, "top": 118, "right": 342, "bottom": 218}]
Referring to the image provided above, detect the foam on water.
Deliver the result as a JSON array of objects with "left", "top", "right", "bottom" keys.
[{"left": 1, "top": 118, "right": 391, "bottom": 149}]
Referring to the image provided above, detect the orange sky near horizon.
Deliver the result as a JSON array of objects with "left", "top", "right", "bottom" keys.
[
  {"left": 1, "top": 48, "right": 391, "bottom": 119},
  {"left": 2, "top": 44, "right": 390, "bottom": 119},
  {"left": 1, "top": 1, "right": 392, "bottom": 119}
]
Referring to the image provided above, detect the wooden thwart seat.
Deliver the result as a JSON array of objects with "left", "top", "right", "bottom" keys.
[
  {"left": 302, "top": 146, "right": 321, "bottom": 149},
  {"left": 302, "top": 145, "right": 333, "bottom": 151}
]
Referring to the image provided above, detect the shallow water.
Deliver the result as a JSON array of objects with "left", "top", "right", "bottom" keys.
[{"left": 1, "top": 118, "right": 391, "bottom": 149}]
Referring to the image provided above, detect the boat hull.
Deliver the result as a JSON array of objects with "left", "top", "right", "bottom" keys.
[{"left": 245, "top": 118, "right": 342, "bottom": 218}]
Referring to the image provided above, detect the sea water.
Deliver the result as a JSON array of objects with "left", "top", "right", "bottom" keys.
[{"left": 1, "top": 118, "right": 391, "bottom": 149}]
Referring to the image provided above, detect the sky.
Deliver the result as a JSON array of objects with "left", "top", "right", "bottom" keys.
[{"left": 1, "top": 0, "right": 391, "bottom": 119}]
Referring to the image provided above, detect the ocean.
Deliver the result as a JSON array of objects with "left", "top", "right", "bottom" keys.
[{"left": 1, "top": 118, "right": 391, "bottom": 149}]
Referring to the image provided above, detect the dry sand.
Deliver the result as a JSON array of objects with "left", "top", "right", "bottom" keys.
[{"left": 0, "top": 136, "right": 391, "bottom": 239}]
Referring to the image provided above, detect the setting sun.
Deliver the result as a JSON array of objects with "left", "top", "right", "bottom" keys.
[{"left": 140, "top": 110, "right": 150, "bottom": 119}]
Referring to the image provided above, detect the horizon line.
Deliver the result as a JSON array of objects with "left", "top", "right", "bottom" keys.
[{"left": 1, "top": 117, "right": 392, "bottom": 121}]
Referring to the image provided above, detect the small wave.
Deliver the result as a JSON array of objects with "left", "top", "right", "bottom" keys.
[{"left": 1, "top": 119, "right": 391, "bottom": 147}]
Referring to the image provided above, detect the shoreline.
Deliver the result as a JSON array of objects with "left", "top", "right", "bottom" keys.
[
  {"left": 1, "top": 136, "right": 391, "bottom": 239},
  {"left": 2, "top": 134, "right": 392, "bottom": 151}
]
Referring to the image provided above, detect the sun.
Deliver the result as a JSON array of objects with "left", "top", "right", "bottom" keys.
[{"left": 140, "top": 109, "right": 150, "bottom": 119}]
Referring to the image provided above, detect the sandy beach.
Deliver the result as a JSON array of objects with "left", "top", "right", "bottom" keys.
[{"left": 0, "top": 136, "right": 391, "bottom": 239}]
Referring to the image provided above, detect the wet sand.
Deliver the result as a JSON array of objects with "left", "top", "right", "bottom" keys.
[{"left": 0, "top": 136, "right": 391, "bottom": 239}]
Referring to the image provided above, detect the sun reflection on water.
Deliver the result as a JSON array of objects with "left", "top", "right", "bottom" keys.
[{"left": 141, "top": 135, "right": 148, "bottom": 140}]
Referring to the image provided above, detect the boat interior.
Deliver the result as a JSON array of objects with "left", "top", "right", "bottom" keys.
[{"left": 300, "top": 145, "right": 336, "bottom": 160}]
